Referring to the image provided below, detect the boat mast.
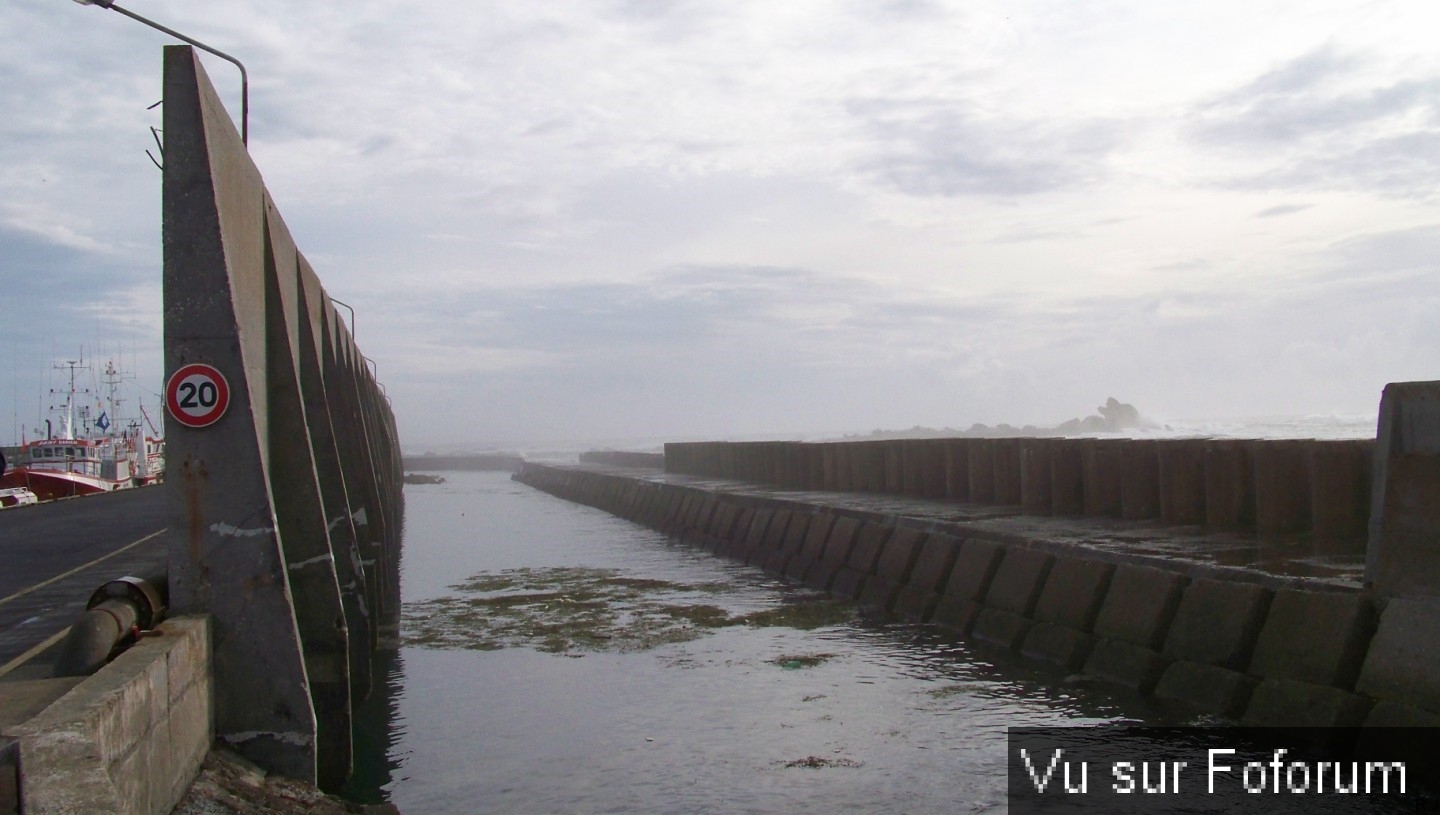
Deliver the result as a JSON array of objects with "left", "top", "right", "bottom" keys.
[{"left": 50, "top": 358, "right": 91, "bottom": 441}]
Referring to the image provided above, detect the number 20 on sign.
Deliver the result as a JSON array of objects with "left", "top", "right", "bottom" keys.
[{"left": 165, "top": 363, "right": 231, "bottom": 428}]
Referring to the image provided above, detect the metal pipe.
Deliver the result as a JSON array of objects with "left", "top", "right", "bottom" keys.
[
  {"left": 52, "top": 571, "right": 167, "bottom": 677},
  {"left": 74, "top": 0, "right": 250, "bottom": 144}
]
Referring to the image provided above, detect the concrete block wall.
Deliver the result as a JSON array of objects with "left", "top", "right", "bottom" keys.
[
  {"left": 667, "top": 436, "right": 1377, "bottom": 547},
  {"left": 5, "top": 617, "right": 211, "bottom": 815},
  {"left": 516, "top": 463, "right": 1440, "bottom": 729}
]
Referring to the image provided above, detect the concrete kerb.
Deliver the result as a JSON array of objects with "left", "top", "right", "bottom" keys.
[{"left": 8, "top": 617, "right": 212, "bottom": 815}]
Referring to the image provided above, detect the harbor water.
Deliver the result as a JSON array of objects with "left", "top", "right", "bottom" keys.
[{"left": 361, "top": 470, "right": 1183, "bottom": 813}]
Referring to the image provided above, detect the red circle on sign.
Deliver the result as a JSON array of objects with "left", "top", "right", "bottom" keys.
[{"left": 165, "top": 363, "right": 231, "bottom": 428}]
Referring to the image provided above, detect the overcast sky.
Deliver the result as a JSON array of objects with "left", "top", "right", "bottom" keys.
[{"left": 3, "top": 1, "right": 1437, "bottom": 450}]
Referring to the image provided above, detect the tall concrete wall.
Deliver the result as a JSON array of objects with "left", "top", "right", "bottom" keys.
[
  {"left": 162, "top": 47, "right": 403, "bottom": 788},
  {"left": 1366, "top": 381, "right": 1440, "bottom": 597},
  {"left": 667, "top": 436, "right": 1377, "bottom": 547}
]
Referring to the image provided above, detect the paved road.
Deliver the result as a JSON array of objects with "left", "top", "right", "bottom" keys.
[{"left": 0, "top": 486, "right": 168, "bottom": 672}]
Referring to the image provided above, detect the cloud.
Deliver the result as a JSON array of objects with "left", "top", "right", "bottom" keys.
[
  {"left": 1189, "top": 47, "right": 1440, "bottom": 198},
  {"left": 1254, "top": 204, "right": 1311, "bottom": 218},
  {"left": 847, "top": 98, "right": 1126, "bottom": 197}
]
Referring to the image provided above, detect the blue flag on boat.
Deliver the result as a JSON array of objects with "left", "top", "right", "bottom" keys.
[{"left": 96, "top": 411, "right": 110, "bottom": 431}]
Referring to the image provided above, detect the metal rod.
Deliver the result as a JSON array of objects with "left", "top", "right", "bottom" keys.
[
  {"left": 92, "top": 1, "right": 250, "bottom": 145},
  {"left": 331, "top": 298, "right": 357, "bottom": 339}
]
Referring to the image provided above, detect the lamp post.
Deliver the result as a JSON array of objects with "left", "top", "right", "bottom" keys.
[{"left": 73, "top": 0, "right": 249, "bottom": 145}]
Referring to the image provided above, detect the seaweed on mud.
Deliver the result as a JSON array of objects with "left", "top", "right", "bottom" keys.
[
  {"left": 402, "top": 566, "right": 856, "bottom": 655},
  {"left": 736, "top": 598, "right": 854, "bottom": 630},
  {"left": 782, "top": 755, "right": 862, "bottom": 769},
  {"left": 770, "top": 653, "right": 838, "bottom": 669}
]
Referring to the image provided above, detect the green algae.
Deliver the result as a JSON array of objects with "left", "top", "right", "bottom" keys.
[
  {"left": 402, "top": 566, "right": 857, "bottom": 655},
  {"left": 770, "top": 653, "right": 838, "bottom": 669}
]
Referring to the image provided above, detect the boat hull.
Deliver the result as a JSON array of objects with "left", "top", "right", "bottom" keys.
[{"left": 0, "top": 468, "right": 124, "bottom": 502}]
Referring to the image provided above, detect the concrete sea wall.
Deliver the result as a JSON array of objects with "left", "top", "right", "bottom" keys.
[
  {"left": 664, "top": 437, "right": 1375, "bottom": 545},
  {"left": 514, "top": 461, "right": 1440, "bottom": 730}
]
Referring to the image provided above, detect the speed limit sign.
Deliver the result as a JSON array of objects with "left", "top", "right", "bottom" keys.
[{"left": 166, "top": 363, "right": 232, "bottom": 428}]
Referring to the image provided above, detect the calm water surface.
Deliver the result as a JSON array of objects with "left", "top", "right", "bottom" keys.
[{"left": 371, "top": 471, "right": 1153, "bottom": 814}]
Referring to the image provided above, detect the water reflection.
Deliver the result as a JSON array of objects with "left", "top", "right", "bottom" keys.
[
  {"left": 343, "top": 649, "right": 408, "bottom": 804},
  {"left": 371, "top": 471, "right": 1171, "bottom": 813}
]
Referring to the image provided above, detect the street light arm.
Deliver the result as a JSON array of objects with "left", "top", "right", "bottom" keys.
[{"left": 76, "top": 0, "right": 249, "bottom": 145}]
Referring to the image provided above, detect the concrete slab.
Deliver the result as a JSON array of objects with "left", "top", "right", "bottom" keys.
[
  {"left": 1020, "top": 623, "right": 1095, "bottom": 671},
  {"left": 1081, "top": 439, "right": 1122, "bottom": 517},
  {"left": 982, "top": 548, "right": 1053, "bottom": 617},
  {"left": 1253, "top": 440, "right": 1313, "bottom": 536},
  {"left": 762, "top": 510, "right": 795, "bottom": 550},
  {"left": 1083, "top": 639, "right": 1167, "bottom": 693},
  {"left": 1092, "top": 564, "right": 1187, "bottom": 650},
  {"left": 943, "top": 440, "right": 970, "bottom": 500},
  {"left": 906, "top": 534, "right": 961, "bottom": 595},
  {"left": 874, "top": 527, "right": 927, "bottom": 584},
  {"left": 968, "top": 440, "right": 995, "bottom": 503},
  {"left": 1161, "top": 578, "right": 1271, "bottom": 671},
  {"left": 1248, "top": 588, "right": 1375, "bottom": 689},
  {"left": 1050, "top": 439, "right": 1085, "bottom": 516},
  {"left": 1310, "top": 440, "right": 1372, "bottom": 546},
  {"left": 1355, "top": 596, "right": 1440, "bottom": 713},
  {"left": 941, "top": 539, "right": 1004, "bottom": 604},
  {"left": 821, "top": 517, "right": 862, "bottom": 567},
  {"left": 1020, "top": 439, "right": 1053, "bottom": 515},
  {"left": 742, "top": 509, "right": 773, "bottom": 549},
  {"left": 830, "top": 568, "right": 868, "bottom": 601},
  {"left": 931, "top": 598, "right": 982, "bottom": 635},
  {"left": 972, "top": 608, "right": 1033, "bottom": 652},
  {"left": 1241, "top": 678, "right": 1370, "bottom": 728},
  {"left": 1362, "top": 700, "right": 1440, "bottom": 728},
  {"left": 1120, "top": 440, "right": 1160, "bottom": 521},
  {"left": 844, "top": 522, "right": 892, "bottom": 573},
  {"left": 1030, "top": 556, "right": 1113, "bottom": 632},
  {"left": 1153, "top": 661, "right": 1255, "bottom": 718},
  {"left": 993, "top": 439, "right": 1022, "bottom": 505},
  {"left": 1203, "top": 440, "right": 1261, "bottom": 529},
  {"left": 1157, "top": 440, "right": 1206, "bottom": 526},
  {"left": 800, "top": 513, "right": 837, "bottom": 561},
  {"left": 892, "top": 588, "right": 942, "bottom": 623},
  {"left": 859, "top": 577, "right": 903, "bottom": 614}
]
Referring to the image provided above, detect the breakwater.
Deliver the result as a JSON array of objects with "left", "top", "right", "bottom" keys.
[
  {"left": 513, "top": 455, "right": 1440, "bottom": 730},
  {"left": 664, "top": 436, "right": 1375, "bottom": 543}
]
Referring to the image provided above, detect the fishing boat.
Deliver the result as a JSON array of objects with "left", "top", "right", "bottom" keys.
[
  {"left": 0, "top": 486, "right": 38, "bottom": 509},
  {"left": 0, "top": 358, "right": 165, "bottom": 503}
]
